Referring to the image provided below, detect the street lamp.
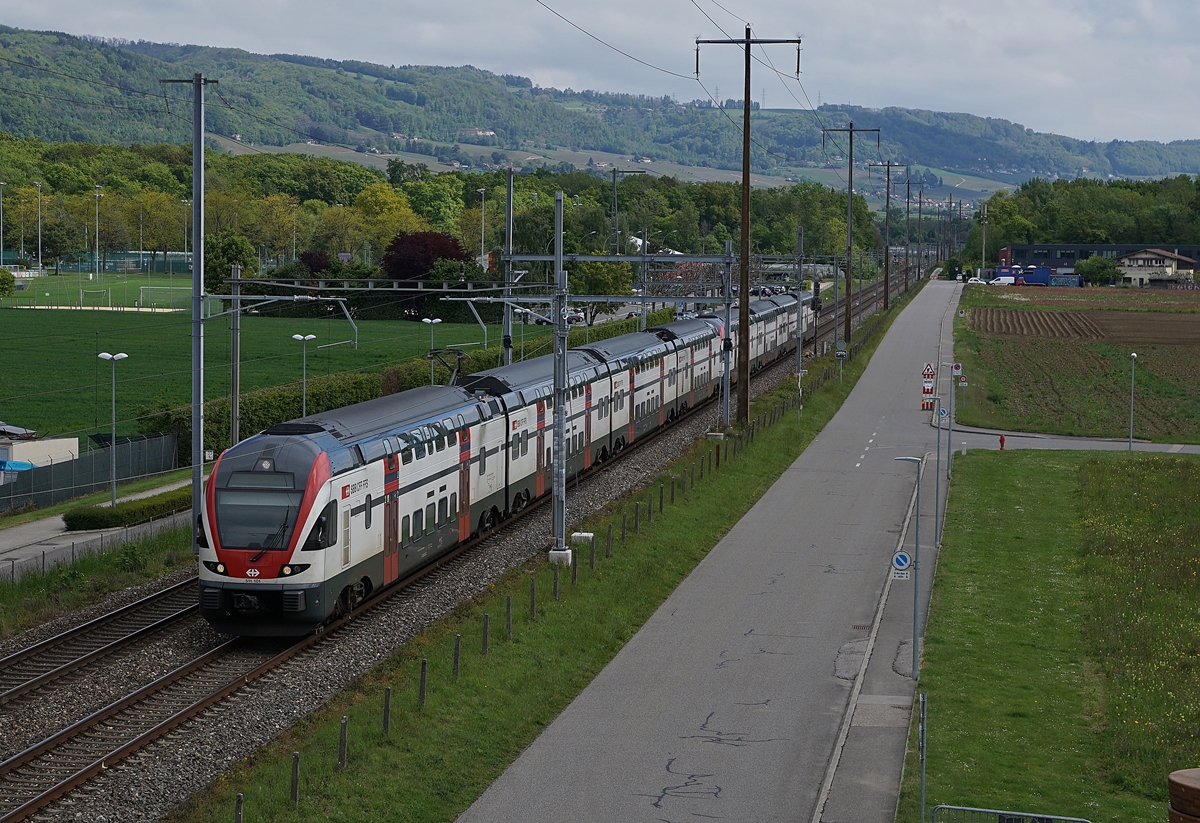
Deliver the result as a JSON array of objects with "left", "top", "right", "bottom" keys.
[
  {"left": 895, "top": 455, "right": 923, "bottom": 681},
  {"left": 477, "top": 188, "right": 486, "bottom": 268},
  {"left": 292, "top": 334, "right": 316, "bottom": 416},
  {"left": 1129, "top": 352, "right": 1137, "bottom": 450},
  {"left": 0, "top": 182, "right": 6, "bottom": 270},
  {"left": 34, "top": 181, "right": 42, "bottom": 272},
  {"left": 94, "top": 185, "right": 102, "bottom": 281},
  {"left": 422, "top": 318, "right": 442, "bottom": 384},
  {"left": 98, "top": 352, "right": 129, "bottom": 507}
]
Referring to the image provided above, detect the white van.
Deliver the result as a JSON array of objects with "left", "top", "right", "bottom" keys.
[{"left": 989, "top": 276, "right": 1016, "bottom": 286}]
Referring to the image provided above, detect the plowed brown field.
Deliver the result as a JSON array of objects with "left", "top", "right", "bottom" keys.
[{"left": 968, "top": 308, "right": 1200, "bottom": 345}]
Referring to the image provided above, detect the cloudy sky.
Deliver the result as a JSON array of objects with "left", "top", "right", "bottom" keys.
[{"left": 5, "top": 0, "right": 1197, "bottom": 143}]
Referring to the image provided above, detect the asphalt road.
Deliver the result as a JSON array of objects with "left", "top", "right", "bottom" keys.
[{"left": 458, "top": 279, "right": 966, "bottom": 823}]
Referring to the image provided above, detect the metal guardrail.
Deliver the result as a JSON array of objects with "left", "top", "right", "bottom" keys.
[
  {"left": 931, "top": 805, "right": 1092, "bottom": 823},
  {"left": 2, "top": 510, "right": 191, "bottom": 585}
]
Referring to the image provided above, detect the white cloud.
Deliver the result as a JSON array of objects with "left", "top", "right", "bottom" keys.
[{"left": 3, "top": 0, "right": 1197, "bottom": 142}]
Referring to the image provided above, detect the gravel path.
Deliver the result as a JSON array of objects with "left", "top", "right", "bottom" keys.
[{"left": 27, "top": 362, "right": 798, "bottom": 822}]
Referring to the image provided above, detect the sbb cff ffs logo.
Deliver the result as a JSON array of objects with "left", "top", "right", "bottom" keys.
[{"left": 341, "top": 479, "right": 369, "bottom": 499}]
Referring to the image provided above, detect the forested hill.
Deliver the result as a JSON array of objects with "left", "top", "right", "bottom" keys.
[{"left": 2, "top": 25, "right": 1199, "bottom": 180}]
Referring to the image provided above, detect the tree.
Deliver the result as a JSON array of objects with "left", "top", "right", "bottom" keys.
[
  {"left": 568, "top": 261, "right": 634, "bottom": 325},
  {"left": 402, "top": 174, "right": 464, "bottom": 231},
  {"left": 258, "top": 194, "right": 300, "bottom": 262},
  {"left": 0, "top": 269, "right": 14, "bottom": 297},
  {"left": 1074, "top": 254, "right": 1120, "bottom": 285},
  {"left": 204, "top": 231, "right": 258, "bottom": 293},
  {"left": 381, "top": 231, "right": 468, "bottom": 282},
  {"left": 312, "top": 205, "right": 366, "bottom": 257},
  {"left": 353, "top": 183, "right": 428, "bottom": 255}
]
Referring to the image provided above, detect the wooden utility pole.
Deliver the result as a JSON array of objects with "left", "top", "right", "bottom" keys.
[
  {"left": 696, "top": 27, "right": 801, "bottom": 424},
  {"left": 823, "top": 122, "right": 879, "bottom": 346}
]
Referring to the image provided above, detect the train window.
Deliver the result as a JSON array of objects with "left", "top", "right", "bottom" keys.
[
  {"left": 447, "top": 430, "right": 457, "bottom": 446},
  {"left": 511, "top": 433, "right": 519, "bottom": 462},
  {"left": 401, "top": 448, "right": 414, "bottom": 465},
  {"left": 546, "top": 447, "right": 551, "bottom": 467},
  {"left": 521, "top": 431, "right": 529, "bottom": 457},
  {"left": 449, "top": 493, "right": 457, "bottom": 519},
  {"left": 401, "top": 515, "right": 411, "bottom": 547},
  {"left": 479, "top": 446, "right": 487, "bottom": 473},
  {"left": 438, "top": 497, "right": 449, "bottom": 525},
  {"left": 364, "top": 495, "right": 373, "bottom": 530},
  {"left": 413, "top": 509, "right": 423, "bottom": 541},
  {"left": 435, "top": 437, "right": 445, "bottom": 452},
  {"left": 425, "top": 503, "right": 436, "bottom": 534},
  {"left": 415, "top": 442, "right": 426, "bottom": 459},
  {"left": 342, "top": 510, "right": 351, "bottom": 565}
]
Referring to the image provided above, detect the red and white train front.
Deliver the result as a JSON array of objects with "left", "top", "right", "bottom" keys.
[{"left": 198, "top": 430, "right": 342, "bottom": 636}]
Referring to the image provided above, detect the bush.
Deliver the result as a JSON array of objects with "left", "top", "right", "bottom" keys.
[{"left": 62, "top": 488, "right": 191, "bottom": 531}]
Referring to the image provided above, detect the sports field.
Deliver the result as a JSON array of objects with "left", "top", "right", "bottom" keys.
[
  {"left": 0, "top": 308, "right": 548, "bottom": 441},
  {"left": 954, "top": 286, "right": 1200, "bottom": 442},
  {"left": 4, "top": 271, "right": 201, "bottom": 310}
]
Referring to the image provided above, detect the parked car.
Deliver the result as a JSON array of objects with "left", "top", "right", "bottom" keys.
[
  {"left": 566, "top": 311, "right": 585, "bottom": 325},
  {"left": 967, "top": 277, "right": 985, "bottom": 284}
]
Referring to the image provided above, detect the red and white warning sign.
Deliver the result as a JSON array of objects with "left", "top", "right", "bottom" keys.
[
  {"left": 922, "top": 380, "right": 934, "bottom": 395},
  {"left": 922, "top": 362, "right": 936, "bottom": 379}
]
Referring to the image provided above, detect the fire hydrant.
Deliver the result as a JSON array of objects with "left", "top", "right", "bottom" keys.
[{"left": 999, "top": 434, "right": 1006, "bottom": 451}]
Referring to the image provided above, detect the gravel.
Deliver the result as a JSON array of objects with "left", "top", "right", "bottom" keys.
[{"left": 26, "top": 360, "right": 799, "bottom": 822}]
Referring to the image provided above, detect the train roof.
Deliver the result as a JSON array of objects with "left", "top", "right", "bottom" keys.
[
  {"left": 577, "top": 331, "right": 668, "bottom": 365},
  {"left": 457, "top": 350, "right": 600, "bottom": 398},
  {"left": 289, "top": 385, "right": 479, "bottom": 443},
  {"left": 648, "top": 318, "right": 719, "bottom": 343}
]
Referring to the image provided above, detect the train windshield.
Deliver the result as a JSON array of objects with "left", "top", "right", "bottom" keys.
[{"left": 216, "top": 490, "right": 304, "bottom": 550}]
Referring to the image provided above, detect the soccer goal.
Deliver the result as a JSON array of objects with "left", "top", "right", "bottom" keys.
[
  {"left": 80, "top": 289, "right": 111, "bottom": 309},
  {"left": 138, "top": 286, "right": 191, "bottom": 311}
]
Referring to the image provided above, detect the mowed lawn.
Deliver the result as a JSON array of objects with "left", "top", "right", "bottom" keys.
[
  {"left": 0, "top": 308, "right": 545, "bottom": 439},
  {"left": 897, "top": 450, "right": 1200, "bottom": 822},
  {"left": 954, "top": 286, "right": 1200, "bottom": 442}
]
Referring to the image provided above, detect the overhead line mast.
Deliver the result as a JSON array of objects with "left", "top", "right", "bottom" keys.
[
  {"left": 822, "top": 121, "right": 879, "bottom": 346},
  {"left": 696, "top": 26, "right": 801, "bottom": 425}
]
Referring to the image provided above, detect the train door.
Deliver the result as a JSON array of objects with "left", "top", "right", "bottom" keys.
[
  {"left": 584, "top": 384, "right": 592, "bottom": 467},
  {"left": 536, "top": 400, "right": 547, "bottom": 497},
  {"left": 383, "top": 498, "right": 399, "bottom": 584},
  {"left": 457, "top": 427, "right": 472, "bottom": 541},
  {"left": 659, "top": 357, "right": 666, "bottom": 426}
]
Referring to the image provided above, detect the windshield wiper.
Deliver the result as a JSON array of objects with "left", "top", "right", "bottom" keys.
[{"left": 250, "top": 507, "right": 291, "bottom": 563}]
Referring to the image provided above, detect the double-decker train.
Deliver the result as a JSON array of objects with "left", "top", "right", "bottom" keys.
[{"left": 198, "top": 293, "right": 813, "bottom": 635}]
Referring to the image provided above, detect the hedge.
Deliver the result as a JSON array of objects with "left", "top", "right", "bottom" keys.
[
  {"left": 137, "top": 308, "right": 678, "bottom": 465},
  {"left": 62, "top": 487, "right": 192, "bottom": 531}
]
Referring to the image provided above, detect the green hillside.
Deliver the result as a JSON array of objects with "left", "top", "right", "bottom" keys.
[{"left": 1, "top": 25, "right": 1198, "bottom": 183}]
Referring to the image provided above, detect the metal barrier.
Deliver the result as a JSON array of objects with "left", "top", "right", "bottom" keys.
[
  {"left": 3, "top": 510, "right": 191, "bottom": 585},
  {"left": 931, "top": 805, "right": 1092, "bottom": 823},
  {"left": 0, "top": 434, "right": 178, "bottom": 513}
]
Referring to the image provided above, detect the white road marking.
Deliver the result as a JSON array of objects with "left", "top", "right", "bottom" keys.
[{"left": 855, "top": 462, "right": 861, "bottom": 467}]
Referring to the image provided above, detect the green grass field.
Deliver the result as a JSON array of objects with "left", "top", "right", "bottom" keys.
[
  {"left": 896, "top": 450, "right": 1199, "bottom": 822},
  {"left": 0, "top": 308, "right": 549, "bottom": 441}
]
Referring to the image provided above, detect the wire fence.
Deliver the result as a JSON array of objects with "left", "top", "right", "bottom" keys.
[{"left": 0, "top": 434, "right": 178, "bottom": 514}]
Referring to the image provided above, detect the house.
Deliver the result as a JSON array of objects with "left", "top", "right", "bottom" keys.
[
  {"left": 1117, "top": 248, "right": 1196, "bottom": 288},
  {"left": 0, "top": 428, "right": 78, "bottom": 485}
]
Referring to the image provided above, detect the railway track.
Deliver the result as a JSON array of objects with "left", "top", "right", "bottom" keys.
[
  {"left": 0, "top": 578, "right": 199, "bottom": 705},
  {"left": 0, "top": 275, "right": 924, "bottom": 820}
]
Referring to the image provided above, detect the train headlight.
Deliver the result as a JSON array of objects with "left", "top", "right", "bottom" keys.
[
  {"left": 283, "top": 565, "right": 292, "bottom": 575},
  {"left": 217, "top": 563, "right": 225, "bottom": 574},
  {"left": 281, "top": 564, "right": 310, "bottom": 577},
  {"left": 203, "top": 561, "right": 229, "bottom": 576}
]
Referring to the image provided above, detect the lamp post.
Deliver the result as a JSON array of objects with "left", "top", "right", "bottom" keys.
[
  {"left": 422, "top": 318, "right": 442, "bottom": 384},
  {"left": 895, "top": 455, "right": 923, "bottom": 681},
  {"left": 291, "top": 204, "right": 297, "bottom": 263},
  {"left": 0, "top": 181, "right": 6, "bottom": 270},
  {"left": 1129, "top": 352, "right": 1137, "bottom": 450},
  {"left": 34, "top": 181, "right": 42, "bottom": 272},
  {"left": 477, "top": 188, "right": 486, "bottom": 269},
  {"left": 292, "top": 334, "right": 315, "bottom": 416},
  {"left": 98, "top": 352, "right": 129, "bottom": 507},
  {"left": 94, "top": 185, "right": 102, "bottom": 280}
]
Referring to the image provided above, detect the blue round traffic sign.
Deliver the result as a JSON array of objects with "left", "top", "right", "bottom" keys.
[
  {"left": 892, "top": 550, "right": 912, "bottom": 571},
  {"left": 938, "top": 407, "right": 948, "bottom": 417}
]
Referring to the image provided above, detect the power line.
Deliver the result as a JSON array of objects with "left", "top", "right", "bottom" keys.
[{"left": 535, "top": 0, "right": 695, "bottom": 80}]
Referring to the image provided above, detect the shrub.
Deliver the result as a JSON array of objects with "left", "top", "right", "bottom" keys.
[{"left": 62, "top": 487, "right": 191, "bottom": 531}]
